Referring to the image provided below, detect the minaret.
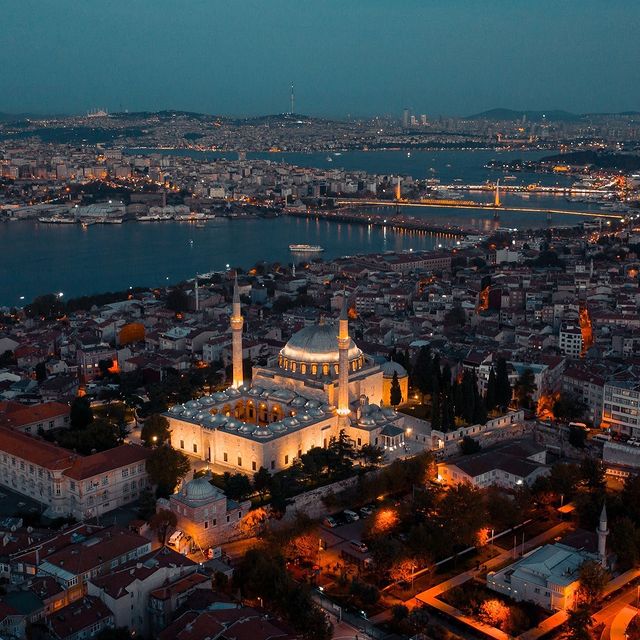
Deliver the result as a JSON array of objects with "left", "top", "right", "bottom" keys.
[
  {"left": 230, "top": 275, "right": 244, "bottom": 388},
  {"left": 195, "top": 275, "right": 199, "bottom": 312},
  {"left": 337, "top": 296, "right": 351, "bottom": 419},
  {"left": 597, "top": 503, "right": 609, "bottom": 568}
]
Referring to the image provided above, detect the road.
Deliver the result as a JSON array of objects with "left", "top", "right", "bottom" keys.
[{"left": 410, "top": 522, "right": 571, "bottom": 640}]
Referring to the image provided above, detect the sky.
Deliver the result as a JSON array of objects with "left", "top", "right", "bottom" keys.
[{"left": 1, "top": 0, "right": 639, "bottom": 118}]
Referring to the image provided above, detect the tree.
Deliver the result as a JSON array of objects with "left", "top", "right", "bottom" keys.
[
  {"left": 223, "top": 472, "right": 252, "bottom": 501},
  {"left": 412, "top": 346, "right": 433, "bottom": 400},
  {"left": 359, "top": 444, "right": 385, "bottom": 467},
  {"left": 495, "top": 358, "right": 512, "bottom": 409},
  {"left": 553, "top": 393, "right": 586, "bottom": 423},
  {"left": 610, "top": 516, "right": 640, "bottom": 569},
  {"left": 253, "top": 467, "right": 271, "bottom": 502},
  {"left": 622, "top": 474, "right": 640, "bottom": 524},
  {"left": 438, "top": 483, "right": 487, "bottom": 549},
  {"left": 146, "top": 445, "right": 191, "bottom": 497},
  {"left": 149, "top": 509, "right": 178, "bottom": 546},
  {"left": 514, "top": 368, "right": 536, "bottom": 410},
  {"left": 444, "top": 305, "right": 466, "bottom": 329},
  {"left": 25, "top": 293, "right": 65, "bottom": 320},
  {"left": 166, "top": 287, "right": 189, "bottom": 312},
  {"left": 577, "top": 560, "right": 608, "bottom": 609},
  {"left": 140, "top": 414, "right": 171, "bottom": 447},
  {"left": 137, "top": 488, "right": 156, "bottom": 520},
  {"left": 327, "top": 430, "right": 356, "bottom": 471},
  {"left": 579, "top": 458, "right": 605, "bottom": 492},
  {"left": 390, "top": 370, "right": 403, "bottom": 406},
  {"left": 485, "top": 367, "right": 497, "bottom": 411},
  {"left": 566, "top": 604, "right": 594, "bottom": 640},
  {"left": 459, "top": 436, "right": 481, "bottom": 455},
  {"left": 568, "top": 425, "right": 587, "bottom": 449},
  {"left": 478, "top": 600, "right": 510, "bottom": 629},
  {"left": 70, "top": 396, "right": 94, "bottom": 430}
]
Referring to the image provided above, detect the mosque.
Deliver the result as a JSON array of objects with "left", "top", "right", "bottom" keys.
[{"left": 165, "top": 278, "right": 407, "bottom": 474}]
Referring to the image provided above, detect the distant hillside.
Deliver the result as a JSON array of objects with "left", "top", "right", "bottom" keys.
[{"left": 467, "top": 108, "right": 580, "bottom": 122}]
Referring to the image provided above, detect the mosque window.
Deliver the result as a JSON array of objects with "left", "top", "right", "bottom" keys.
[
  {"left": 312, "top": 364, "right": 317, "bottom": 375},
  {"left": 271, "top": 460, "right": 275, "bottom": 470},
  {"left": 237, "top": 457, "right": 242, "bottom": 467},
  {"left": 223, "top": 452, "right": 228, "bottom": 462},
  {"left": 179, "top": 440, "right": 184, "bottom": 449},
  {"left": 301, "top": 364, "right": 306, "bottom": 374},
  {"left": 285, "top": 455, "right": 289, "bottom": 465},
  {"left": 334, "top": 365, "right": 339, "bottom": 375},
  {"left": 252, "top": 461, "right": 257, "bottom": 471},
  {"left": 193, "top": 444, "right": 198, "bottom": 454},
  {"left": 291, "top": 362, "right": 296, "bottom": 372},
  {"left": 323, "top": 364, "right": 329, "bottom": 376}
]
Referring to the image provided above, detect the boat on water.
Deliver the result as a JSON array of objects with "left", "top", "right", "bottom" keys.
[
  {"left": 289, "top": 244, "right": 324, "bottom": 253},
  {"left": 38, "top": 216, "right": 76, "bottom": 224}
]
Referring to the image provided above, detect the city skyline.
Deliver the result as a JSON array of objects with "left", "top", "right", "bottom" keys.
[{"left": 2, "top": 0, "right": 639, "bottom": 118}]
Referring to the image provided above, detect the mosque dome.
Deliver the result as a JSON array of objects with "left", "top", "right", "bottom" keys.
[
  {"left": 279, "top": 321, "right": 364, "bottom": 377},
  {"left": 183, "top": 477, "right": 221, "bottom": 501},
  {"left": 381, "top": 361, "right": 408, "bottom": 379}
]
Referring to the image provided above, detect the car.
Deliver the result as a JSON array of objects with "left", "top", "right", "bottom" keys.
[
  {"left": 359, "top": 505, "right": 373, "bottom": 517},
  {"left": 349, "top": 540, "right": 368, "bottom": 553},
  {"left": 343, "top": 510, "right": 360, "bottom": 522},
  {"left": 168, "top": 530, "right": 183, "bottom": 546},
  {"left": 322, "top": 517, "right": 338, "bottom": 528}
]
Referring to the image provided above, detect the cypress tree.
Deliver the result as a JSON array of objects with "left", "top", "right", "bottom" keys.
[
  {"left": 430, "top": 374, "right": 441, "bottom": 430},
  {"left": 486, "top": 367, "right": 497, "bottom": 412},
  {"left": 495, "top": 357, "right": 512, "bottom": 409},
  {"left": 390, "top": 371, "right": 403, "bottom": 406}
]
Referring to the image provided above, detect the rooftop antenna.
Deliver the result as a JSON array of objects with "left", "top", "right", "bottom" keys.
[{"left": 290, "top": 83, "right": 295, "bottom": 115}]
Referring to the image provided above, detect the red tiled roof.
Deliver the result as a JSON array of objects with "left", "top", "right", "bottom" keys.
[
  {"left": 0, "top": 427, "right": 77, "bottom": 470},
  {"left": 47, "top": 596, "right": 112, "bottom": 639},
  {"left": 0, "top": 401, "right": 69, "bottom": 429},
  {"left": 63, "top": 444, "right": 150, "bottom": 481},
  {"left": 42, "top": 526, "right": 149, "bottom": 575}
]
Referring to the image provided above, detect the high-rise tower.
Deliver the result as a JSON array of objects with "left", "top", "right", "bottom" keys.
[
  {"left": 230, "top": 275, "right": 244, "bottom": 388},
  {"left": 337, "top": 297, "right": 351, "bottom": 419},
  {"left": 597, "top": 503, "right": 609, "bottom": 568}
]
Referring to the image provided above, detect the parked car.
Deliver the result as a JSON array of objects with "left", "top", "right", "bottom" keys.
[
  {"left": 168, "top": 530, "right": 183, "bottom": 546},
  {"left": 322, "top": 516, "right": 338, "bottom": 528},
  {"left": 349, "top": 540, "right": 368, "bottom": 553},
  {"left": 343, "top": 510, "right": 360, "bottom": 522},
  {"left": 359, "top": 505, "right": 373, "bottom": 518}
]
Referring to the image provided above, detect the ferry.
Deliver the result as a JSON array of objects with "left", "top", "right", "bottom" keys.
[
  {"left": 289, "top": 244, "right": 324, "bottom": 253},
  {"left": 38, "top": 216, "right": 75, "bottom": 224}
]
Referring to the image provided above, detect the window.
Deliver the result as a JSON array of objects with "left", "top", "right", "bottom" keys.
[
  {"left": 204, "top": 521, "right": 209, "bottom": 529},
  {"left": 238, "top": 511, "right": 242, "bottom": 520},
  {"left": 193, "top": 443, "right": 198, "bottom": 454},
  {"left": 284, "top": 455, "right": 289, "bottom": 465},
  {"left": 223, "top": 453, "right": 228, "bottom": 462},
  {"left": 102, "top": 476, "right": 108, "bottom": 485},
  {"left": 180, "top": 440, "right": 185, "bottom": 449},
  {"left": 297, "top": 449, "right": 302, "bottom": 459},
  {"left": 226, "top": 515, "right": 230, "bottom": 523},
  {"left": 252, "top": 461, "right": 256, "bottom": 471},
  {"left": 357, "top": 438, "right": 361, "bottom": 447},
  {"left": 237, "top": 456, "right": 242, "bottom": 467},
  {"left": 122, "top": 468, "right": 129, "bottom": 478},
  {"left": 270, "top": 460, "right": 275, "bottom": 470},
  {"left": 212, "top": 518, "right": 216, "bottom": 526}
]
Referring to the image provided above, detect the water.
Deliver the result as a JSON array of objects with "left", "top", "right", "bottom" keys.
[
  {"left": 0, "top": 217, "right": 449, "bottom": 306},
  {"left": 1, "top": 150, "right": 604, "bottom": 306}
]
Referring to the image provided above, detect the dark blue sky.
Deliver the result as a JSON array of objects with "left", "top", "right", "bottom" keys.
[{"left": 2, "top": 0, "right": 639, "bottom": 117}]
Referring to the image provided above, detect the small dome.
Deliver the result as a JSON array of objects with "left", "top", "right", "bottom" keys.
[
  {"left": 253, "top": 426, "right": 273, "bottom": 439},
  {"left": 284, "top": 416, "right": 299, "bottom": 428},
  {"left": 269, "top": 421, "right": 287, "bottom": 433},
  {"left": 198, "top": 396, "right": 215, "bottom": 406},
  {"left": 381, "top": 360, "right": 408, "bottom": 379},
  {"left": 184, "top": 477, "right": 220, "bottom": 501}
]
